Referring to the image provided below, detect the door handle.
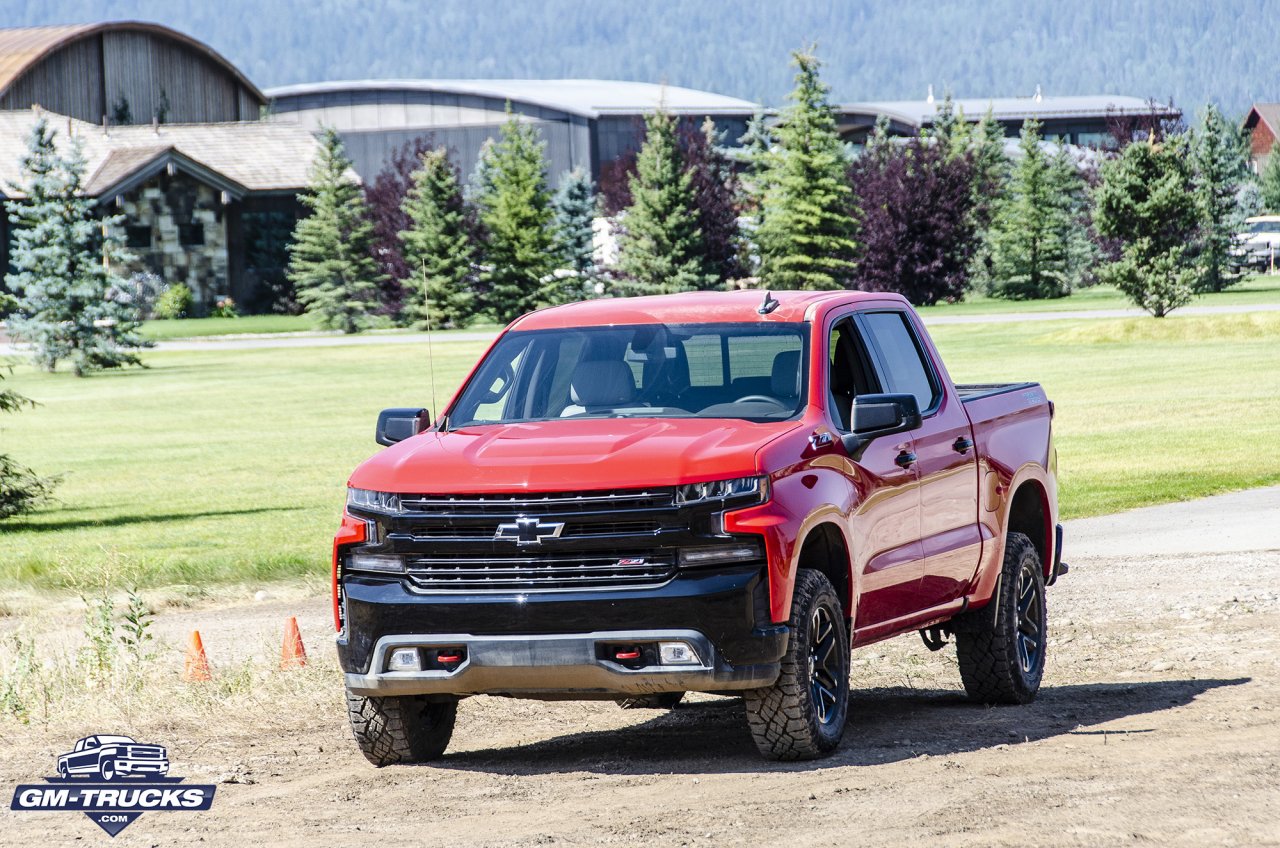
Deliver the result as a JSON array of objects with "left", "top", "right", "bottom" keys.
[
  {"left": 895, "top": 450, "right": 917, "bottom": 468},
  {"left": 952, "top": 436, "right": 974, "bottom": 454}
]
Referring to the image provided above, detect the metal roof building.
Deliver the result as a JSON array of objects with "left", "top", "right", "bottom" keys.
[
  {"left": 0, "top": 22, "right": 265, "bottom": 125},
  {"left": 264, "top": 79, "right": 760, "bottom": 185},
  {"left": 838, "top": 92, "right": 1182, "bottom": 146}
]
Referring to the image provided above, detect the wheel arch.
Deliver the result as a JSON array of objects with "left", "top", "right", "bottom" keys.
[
  {"left": 1006, "top": 478, "right": 1053, "bottom": 577},
  {"left": 794, "top": 521, "right": 854, "bottom": 624}
]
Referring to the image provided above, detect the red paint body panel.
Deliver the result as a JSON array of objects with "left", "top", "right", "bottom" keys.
[{"left": 337, "top": 290, "right": 1058, "bottom": 646}]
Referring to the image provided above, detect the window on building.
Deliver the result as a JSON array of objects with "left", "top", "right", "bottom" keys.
[
  {"left": 125, "top": 225, "right": 152, "bottom": 249},
  {"left": 178, "top": 223, "right": 205, "bottom": 246}
]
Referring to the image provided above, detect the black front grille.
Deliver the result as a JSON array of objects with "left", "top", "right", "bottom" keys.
[
  {"left": 351, "top": 486, "right": 750, "bottom": 593},
  {"left": 404, "top": 552, "right": 676, "bottom": 592},
  {"left": 398, "top": 489, "right": 675, "bottom": 515}
]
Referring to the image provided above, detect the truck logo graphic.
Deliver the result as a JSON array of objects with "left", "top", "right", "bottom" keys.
[
  {"left": 494, "top": 517, "right": 565, "bottom": 545},
  {"left": 11, "top": 734, "right": 215, "bottom": 836},
  {"left": 57, "top": 735, "right": 169, "bottom": 781}
]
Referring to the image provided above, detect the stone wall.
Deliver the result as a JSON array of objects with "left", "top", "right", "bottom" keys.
[{"left": 118, "top": 171, "right": 229, "bottom": 308}]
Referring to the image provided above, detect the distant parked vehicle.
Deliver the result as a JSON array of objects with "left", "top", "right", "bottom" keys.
[
  {"left": 1233, "top": 215, "right": 1280, "bottom": 271},
  {"left": 56, "top": 735, "right": 169, "bottom": 780}
]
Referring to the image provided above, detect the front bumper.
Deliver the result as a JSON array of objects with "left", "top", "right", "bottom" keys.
[{"left": 339, "top": 565, "right": 787, "bottom": 697}]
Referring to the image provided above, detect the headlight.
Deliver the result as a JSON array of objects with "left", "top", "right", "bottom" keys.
[
  {"left": 347, "top": 488, "right": 403, "bottom": 514},
  {"left": 675, "top": 476, "right": 768, "bottom": 506}
]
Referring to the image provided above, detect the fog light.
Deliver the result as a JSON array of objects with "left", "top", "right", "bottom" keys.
[
  {"left": 387, "top": 648, "right": 422, "bottom": 672},
  {"left": 659, "top": 641, "right": 701, "bottom": 665},
  {"left": 349, "top": 554, "right": 405, "bottom": 574}
]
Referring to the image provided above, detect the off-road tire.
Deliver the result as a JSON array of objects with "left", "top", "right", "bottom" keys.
[
  {"left": 616, "top": 692, "right": 684, "bottom": 709},
  {"left": 955, "top": 532, "right": 1047, "bottom": 705},
  {"left": 346, "top": 691, "right": 458, "bottom": 766},
  {"left": 744, "top": 568, "right": 850, "bottom": 761}
]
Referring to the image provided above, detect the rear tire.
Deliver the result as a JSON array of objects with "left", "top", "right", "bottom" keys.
[
  {"left": 346, "top": 691, "right": 457, "bottom": 766},
  {"left": 616, "top": 692, "right": 684, "bottom": 709},
  {"left": 955, "top": 532, "right": 1047, "bottom": 705},
  {"left": 744, "top": 569, "right": 850, "bottom": 761}
]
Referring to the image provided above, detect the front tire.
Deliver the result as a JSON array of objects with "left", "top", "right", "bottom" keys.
[
  {"left": 744, "top": 569, "right": 850, "bottom": 761},
  {"left": 346, "top": 691, "right": 458, "bottom": 766},
  {"left": 955, "top": 532, "right": 1047, "bottom": 704}
]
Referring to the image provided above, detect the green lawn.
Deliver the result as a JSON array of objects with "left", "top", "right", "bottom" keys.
[
  {"left": 3, "top": 310, "right": 1279, "bottom": 589},
  {"left": 139, "top": 314, "right": 320, "bottom": 339},
  {"left": 914, "top": 275, "right": 1280, "bottom": 317}
]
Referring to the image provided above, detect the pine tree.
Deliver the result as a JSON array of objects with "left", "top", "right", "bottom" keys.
[
  {"left": 472, "top": 112, "right": 558, "bottom": 321},
  {"left": 987, "top": 119, "right": 1079, "bottom": 300},
  {"left": 551, "top": 168, "right": 599, "bottom": 300},
  {"left": 1259, "top": 144, "right": 1280, "bottom": 213},
  {"left": 287, "top": 128, "right": 383, "bottom": 333},
  {"left": 0, "top": 363, "right": 59, "bottom": 520},
  {"left": 399, "top": 148, "right": 476, "bottom": 328},
  {"left": 364, "top": 135, "right": 437, "bottom": 319},
  {"left": 1093, "top": 135, "right": 1201, "bottom": 317},
  {"left": 1191, "top": 103, "right": 1249, "bottom": 292},
  {"left": 614, "top": 108, "right": 717, "bottom": 295},
  {"left": 754, "top": 49, "right": 858, "bottom": 290},
  {"left": 966, "top": 107, "right": 1010, "bottom": 292},
  {"left": 682, "top": 117, "right": 742, "bottom": 285},
  {"left": 5, "top": 119, "right": 150, "bottom": 377}
]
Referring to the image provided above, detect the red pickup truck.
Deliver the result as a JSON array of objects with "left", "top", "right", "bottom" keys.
[{"left": 333, "top": 289, "right": 1064, "bottom": 763}]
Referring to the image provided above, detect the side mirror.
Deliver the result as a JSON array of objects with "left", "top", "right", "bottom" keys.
[
  {"left": 376, "top": 407, "right": 430, "bottom": 446},
  {"left": 840, "top": 393, "right": 922, "bottom": 456}
]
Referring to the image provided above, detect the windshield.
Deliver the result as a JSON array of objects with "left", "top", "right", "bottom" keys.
[
  {"left": 1248, "top": 221, "right": 1280, "bottom": 234},
  {"left": 448, "top": 322, "right": 809, "bottom": 427}
]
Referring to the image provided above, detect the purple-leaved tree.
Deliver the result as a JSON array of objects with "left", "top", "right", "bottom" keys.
[
  {"left": 849, "top": 137, "right": 977, "bottom": 305},
  {"left": 364, "top": 135, "right": 437, "bottom": 316}
]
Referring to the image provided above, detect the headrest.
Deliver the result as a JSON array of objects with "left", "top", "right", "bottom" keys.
[
  {"left": 770, "top": 349, "right": 801, "bottom": 399},
  {"left": 570, "top": 360, "right": 637, "bottom": 407}
]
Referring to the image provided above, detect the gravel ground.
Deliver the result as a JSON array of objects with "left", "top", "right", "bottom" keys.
[{"left": 1, "top": 493, "right": 1278, "bottom": 846}]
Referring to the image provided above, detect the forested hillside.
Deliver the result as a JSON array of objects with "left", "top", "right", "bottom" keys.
[{"left": 1, "top": 0, "right": 1271, "bottom": 114}]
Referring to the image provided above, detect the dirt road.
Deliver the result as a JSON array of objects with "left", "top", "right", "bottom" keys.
[{"left": 2, "top": 491, "right": 1279, "bottom": 846}]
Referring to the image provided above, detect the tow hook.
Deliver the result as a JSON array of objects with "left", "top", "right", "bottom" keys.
[{"left": 919, "top": 626, "right": 949, "bottom": 652}]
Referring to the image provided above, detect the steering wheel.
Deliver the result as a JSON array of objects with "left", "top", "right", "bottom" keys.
[{"left": 734, "top": 394, "right": 787, "bottom": 406}]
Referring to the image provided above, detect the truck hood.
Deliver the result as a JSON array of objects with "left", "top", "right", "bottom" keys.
[{"left": 349, "top": 418, "right": 803, "bottom": 494}]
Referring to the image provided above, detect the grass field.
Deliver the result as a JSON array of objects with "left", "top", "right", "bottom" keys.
[
  {"left": 916, "top": 275, "right": 1280, "bottom": 316},
  {"left": 2, "top": 311, "right": 1278, "bottom": 589}
]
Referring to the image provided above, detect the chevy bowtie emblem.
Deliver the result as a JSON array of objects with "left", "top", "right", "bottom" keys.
[{"left": 495, "top": 517, "right": 565, "bottom": 546}]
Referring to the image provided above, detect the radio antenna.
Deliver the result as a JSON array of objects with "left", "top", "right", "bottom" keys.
[{"left": 421, "top": 259, "right": 440, "bottom": 425}]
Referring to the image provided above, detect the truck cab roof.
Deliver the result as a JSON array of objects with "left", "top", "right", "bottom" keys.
[{"left": 510, "top": 289, "right": 904, "bottom": 331}]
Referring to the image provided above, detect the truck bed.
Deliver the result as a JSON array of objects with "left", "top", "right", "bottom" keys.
[{"left": 955, "top": 382, "right": 1040, "bottom": 402}]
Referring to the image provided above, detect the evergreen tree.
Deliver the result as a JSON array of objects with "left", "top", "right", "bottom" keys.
[
  {"left": 754, "top": 49, "right": 858, "bottom": 290},
  {"left": 965, "top": 107, "right": 1010, "bottom": 292},
  {"left": 0, "top": 363, "right": 58, "bottom": 519},
  {"left": 399, "top": 148, "right": 476, "bottom": 328},
  {"left": 987, "top": 119, "right": 1079, "bottom": 299},
  {"left": 1191, "top": 103, "right": 1249, "bottom": 292},
  {"left": 1259, "top": 144, "right": 1280, "bottom": 213},
  {"left": 614, "top": 108, "right": 717, "bottom": 295},
  {"left": 472, "top": 112, "right": 559, "bottom": 321},
  {"left": 1093, "top": 135, "right": 1201, "bottom": 317},
  {"left": 1052, "top": 145, "right": 1100, "bottom": 291},
  {"left": 287, "top": 128, "right": 383, "bottom": 333},
  {"left": 551, "top": 168, "right": 599, "bottom": 300},
  {"left": 364, "top": 135, "right": 437, "bottom": 318},
  {"left": 682, "top": 117, "right": 743, "bottom": 284},
  {"left": 5, "top": 119, "right": 150, "bottom": 377}
]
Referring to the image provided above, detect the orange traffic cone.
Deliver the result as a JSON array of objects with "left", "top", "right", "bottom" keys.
[
  {"left": 182, "top": 630, "right": 212, "bottom": 682},
  {"left": 280, "top": 616, "right": 307, "bottom": 670}
]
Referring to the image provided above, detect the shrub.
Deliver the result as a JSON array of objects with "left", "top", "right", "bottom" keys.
[
  {"left": 211, "top": 296, "right": 239, "bottom": 319},
  {"left": 153, "top": 283, "right": 193, "bottom": 320}
]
